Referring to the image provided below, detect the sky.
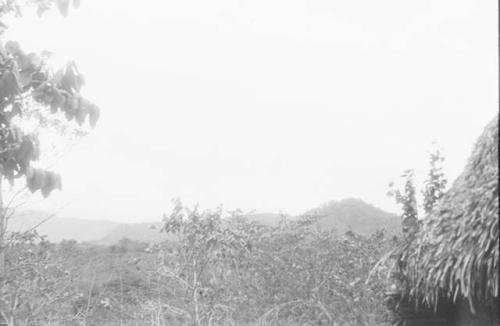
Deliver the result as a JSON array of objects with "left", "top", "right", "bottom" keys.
[{"left": 3, "top": 0, "right": 498, "bottom": 222}]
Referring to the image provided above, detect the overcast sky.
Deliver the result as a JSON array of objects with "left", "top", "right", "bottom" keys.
[{"left": 5, "top": 0, "right": 498, "bottom": 222}]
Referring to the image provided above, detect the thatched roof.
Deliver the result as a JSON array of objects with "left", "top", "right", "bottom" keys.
[{"left": 390, "top": 115, "right": 499, "bottom": 312}]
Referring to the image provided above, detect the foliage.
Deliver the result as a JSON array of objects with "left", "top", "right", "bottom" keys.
[
  {"left": 387, "top": 169, "right": 419, "bottom": 239},
  {"left": 0, "top": 0, "right": 80, "bottom": 19},
  {"left": 422, "top": 145, "right": 447, "bottom": 216},
  {"left": 151, "top": 200, "right": 253, "bottom": 326},
  {"left": 0, "top": 207, "right": 397, "bottom": 326},
  {"left": 0, "top": 2, "right": 99, "bottom": 325},
  {"left": 397, "top": 116, "right": 498, "bottom": 309},
  {"left": 0, "top": 0, "right": 99, "bottom": 250},
  {"left": 0, "top": 231, "right": 76, "bottom": 326},
  {"left": 379, "top": 116, "right": 498, "bottom": 325},
  {"left": 240, "top": 219, "right": 392, "bottom": 326},
  {"left": 0, "top": 1, "right": 410, "bottom": 326},
  {"left": 387, "top": 146, "right": 448, "bottom": 240},
  {"left": 0, "top": 38, "right": 98, "bottom": 193},
  {"left": 133, "top": 202, "right": 394, "bottom": 326}
]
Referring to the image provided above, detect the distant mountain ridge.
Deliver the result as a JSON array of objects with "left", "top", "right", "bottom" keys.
[
  {"left": 11, "top": 198, "right": 400, "bottom": 244},
  {"left": 243, "top": 212, "right": 284, "bottom": 226},
  {"left": 94, "top": 222, "right": 172, "bottom": 245},
  {"left": 243, "top": 198, "right": 400, "bottom": 236},
  {"left": 9, "top": 210, "right": 163, "bottom": 244}
]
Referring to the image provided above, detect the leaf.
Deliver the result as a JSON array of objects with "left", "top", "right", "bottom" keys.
[
  {"left": 31, "top": 136, "right": 40, "bottom": 160},
  {"left": 52, "top": 68, "right": 65, "bottom": 85},
  {"left": 88, "top": 104, "right": 100, "bottom": 128},
  {"left": 15, "top": 53, "right": 32, "bottom": 71},
  {"left": 14, "top": 136, "right": 35, "bottom": 169},
  {"left": 2, "top": 159, "right": 16, "bottom": 180},
  {"left": 26, "top": 167, "right": 34, "bottom": 179},
  {"left": 63, "top": 94, "right": 78, "bottom": 121},
  {"left": 12, "top": 126, "right": 23, "bottom": 142},
  {"left": 0, "top": 21, "right": 7, "bottom": 35},
  {"left": 32, "top": 82, "right": 51, "bottom": 102},
  {"left": 75, "top": 100, "right": 89, "bottom": 126},
  {"left": 41, "top": 171, "right": 61, "bottom": 198},
  {"left": 60, "top": 62, "right": 83, "bottom": 93},
  {"left": 0, "top": 71, "right": 21, "bottom": 100},
  {"left": 64, "top": 109, "right": 74, "bottom": 121},
  {"left": 5, "top": 41, "right": 22, "bottom": 55},
  {"left": 36, "top": 3, "right": 51, "bottom": 17},
  {"left": 56, "top": 0, "right": 71, "bottom": 17},
  {"left": 27, "top": 169, "right": 44, "bottom": 193},
  {"left": 53, "top": 172, "right": 62, "bottom": 191},
  {"left": 27, "top": 53, "right": 42, "bottom": 70},
  {"left": 41, "top": 185, "right": 51, "bottom": 198},
  {"left": 58, "top": 89, "right": 71, "bottom": 107},
  {"left": 50, "top": 88, "right": 66, "bottom": 113},
  {"left": 18, "top": 71, "right": 32, "bottom": 88},
  {"left": 37, "top": 5, "right": 45, "bottom": 18}
]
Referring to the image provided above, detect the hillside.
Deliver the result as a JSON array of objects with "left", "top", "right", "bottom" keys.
[
  {"left": 241, "top": 198, "right": 400, "bottom": 236},
  {"left": 10, "top": 211, "right": 173, "bottom": 245},
  {"left": 9, "top": 210, "right": 120, "bottom": 243},
  {"left": 95, "top": 222, "right": 173, "bottom": 245},
  {"left": 243, "top": 212, "right": 284, "bottom": 226},
  {"left": 10, "top": 198, "right": 400, "bottom": 244},
  {"left": 303, "top": 198, "right": 400, "bottom": 236}
]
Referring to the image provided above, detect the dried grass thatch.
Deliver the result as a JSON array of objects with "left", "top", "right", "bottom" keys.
[{"left": 388, "top": 114, "right": 499, "bottom": 313}]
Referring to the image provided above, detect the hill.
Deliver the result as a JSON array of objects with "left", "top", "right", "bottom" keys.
[
  {"left": 243, "top": 212, "right": 284, "bottom": 226},
  {"left": 10, "top": 198, "right": 400, "bottom": 244},
  {"left": 94, "top": 222, "right": 172, "bottom": 245},
  {"left": 9, "top": 210, "right": 120, "bottom": 243},
  {"left": 9, "top": 210, "right": 171, "bottom": 245},
  {"left": 303, "top": 198, "right": 400, "bottom": 236},
  {"left": 239, "top": 198, "right": 400, "bottom": 236}
]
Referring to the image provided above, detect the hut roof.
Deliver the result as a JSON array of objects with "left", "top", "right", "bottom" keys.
[{"left": 390, "top": 115, "right": 498, "bottom": 311}]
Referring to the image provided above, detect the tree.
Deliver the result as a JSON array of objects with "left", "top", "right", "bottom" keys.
[
  {"left": 388, "top": 146, "right": 448, "bottom": 240},
  {"left": 0, "top": 2, "right": 99, "bottom": 324},
  {"left": 422, "top": 145, "right": 447, "bottom": 216},
  {"left": 388, "top": 169, "right": 419, "bottom": 239},
  {"left": 151, "top": 200, "right": 252, "bottom": 326},
  {"left": 0, "top": 0, "right": 99, "bottom": 272}
]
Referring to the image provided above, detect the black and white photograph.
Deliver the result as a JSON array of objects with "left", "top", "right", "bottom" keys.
[{"left": 0, "top": 0, "right": 498, "bottom": 325}]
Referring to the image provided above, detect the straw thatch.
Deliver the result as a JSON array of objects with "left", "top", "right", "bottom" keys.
[{"left": 388, "top": 114, "right": 499, "bottom": 314}]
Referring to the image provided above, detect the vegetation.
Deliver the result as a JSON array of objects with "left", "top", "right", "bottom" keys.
[
  {"left": 421, "top": 145, "right": 447, "bottom": 217},
  {"left": 0, "top": 210, "right": 395, "bottom": 326},
  {"left": 380, "top": 116, "right": 498, "bottom": 325},
  {"left": 1, "top": 2, "right": 495, "bottom": 326},
  {"left": 387, "top": 170, "right": 419, "bottom": 239},
  {"left": 0, "top": 1, "right": 99, "bottom": 324}
]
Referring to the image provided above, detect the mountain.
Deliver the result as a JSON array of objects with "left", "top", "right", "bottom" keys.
[
  {"left": 303, "top": 198, "right": 400, "bottom": 236},
  {"left": 243, "top": 212, "right": 284, "bottom": 226},
  {"left": 9, "top": 210, "right": 120, "bottom": 243},
  {"left": 240, "top": 198, "right": 400, "bottom": 236},
  {"left": 95, "top": 222, "right": 172, "bottom": 245},
  {"left": 9, "top": 198, "right": 400, "bottom": 244},
  {"left": 10, "top": 210, "right": 172, "bottom": 245}
]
